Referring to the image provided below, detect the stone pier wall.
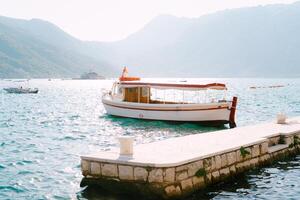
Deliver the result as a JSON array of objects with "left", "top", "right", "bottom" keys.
[{"left": 81, "top": 132, "right": 300, "bottom": 199}]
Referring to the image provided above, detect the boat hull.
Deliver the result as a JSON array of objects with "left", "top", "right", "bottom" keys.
[
  {"left": 4, "top": 88, "right": 38, "bottom": 94},
  {"left": 102, "top": 98, "right": 232, "bottom": 124}
]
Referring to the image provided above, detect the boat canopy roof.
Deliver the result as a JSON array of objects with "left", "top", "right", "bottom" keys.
[{"left": 118, "top": 81, "right": 227, "bottom": 90}]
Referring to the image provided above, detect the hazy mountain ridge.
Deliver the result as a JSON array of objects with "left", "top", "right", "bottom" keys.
[
  {"left": 96, "top": 2, "right": 300, "bottom": 77},
  {"left": 1, "top": 2, "right": 300, "bottom": 78},
  {"left": 0, "top": 16, "right": 114, "bottom": 78}
]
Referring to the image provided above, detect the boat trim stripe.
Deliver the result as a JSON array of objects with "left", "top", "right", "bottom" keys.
[{"left": 103, "top": 102, "right": 230, "bottom": 112}]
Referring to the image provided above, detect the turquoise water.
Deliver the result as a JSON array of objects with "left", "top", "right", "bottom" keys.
[{"left": 0, "top": 78, "right": 300, "bottom": 199}]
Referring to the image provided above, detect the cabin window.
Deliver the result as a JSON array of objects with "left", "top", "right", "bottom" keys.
[
  {"left": 118, "top": 87, "right": 123, "bottom": 94},
  {"left": 141, "top": 87, "right": 148, "bottom": 97},
  {"left": 128, "top": 88, "right": 136, "bottom": 93},
  {"left": 124, "top": 87, "right": 139, "bottom": 102}
]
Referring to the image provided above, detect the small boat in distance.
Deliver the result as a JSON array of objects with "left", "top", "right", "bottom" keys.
[
  {"left": 102, "top": 67, "right": 238, "bottom": 128},
  {"left": 4, "top": 87, "right": 39, "bottom": 94},
  {"left": 73, "top": 72, "right": 105, "bottom": 80}
]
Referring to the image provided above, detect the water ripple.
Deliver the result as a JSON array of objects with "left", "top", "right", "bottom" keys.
[{"left": 1, "top": 79, "right": 300, "bottom": 199}]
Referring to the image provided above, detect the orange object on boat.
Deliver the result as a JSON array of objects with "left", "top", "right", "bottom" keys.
[
  {"left": 119, "top": 77, "right": 141, "bottom": 81},
  {"left": 119, "top": 66, "right": 140, "bottom": 81}
]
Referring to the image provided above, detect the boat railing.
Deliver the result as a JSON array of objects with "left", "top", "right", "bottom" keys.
[{"left": 150, "top": 88, "right": 228, "bottom": 104}]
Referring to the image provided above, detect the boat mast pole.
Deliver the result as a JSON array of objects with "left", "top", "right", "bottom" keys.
[
  {"left": 111, "top": 83, "right": 116, "bottom": 100},
  {"left": 138, "top": 87, "right": 140, "bottom": 103},
  {"left": 224, "top": 89, "right": 227, "bottom": 101},
  {"left": 147, "top": 87, "right": 150, "bottom": 104},
  {"left": 173, "top": 89, "right": 176, "bottom": 103},
  {"left": 163, "top": 89, "right": 166, "bottom": 104}
]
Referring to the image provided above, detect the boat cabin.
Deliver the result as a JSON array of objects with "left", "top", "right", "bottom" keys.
[{"left": 111, "top": 81, "right": 228, "bottom": 104}]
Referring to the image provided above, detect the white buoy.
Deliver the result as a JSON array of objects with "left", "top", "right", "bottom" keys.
[
  {"left": 118, "top": 136, "right": 134, "bottom": 156},
  {"left": 277, "top": 113, "right": 287, "bottom": 124}
]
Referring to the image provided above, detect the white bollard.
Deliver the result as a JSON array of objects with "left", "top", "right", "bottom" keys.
[
  {"left": 118, "top": 136, "right": 134, "bottom": 156},
  {"left": 277, "top": 113, "right": 287, "bottom": 124}
]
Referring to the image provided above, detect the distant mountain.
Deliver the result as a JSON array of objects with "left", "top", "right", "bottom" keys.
[
  {"left": 0, "top": 16, "right": 114, "bottom": 78},
  {"left": 88, "top": 2, "right": 300, "bottom": 77},
  {"left": 1, "top": 1, "right": 300, "bottom": 78}
]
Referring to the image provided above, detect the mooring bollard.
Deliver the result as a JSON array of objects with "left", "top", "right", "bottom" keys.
[
  {"left": 277, "top": 113, "right": 287, "bottom": 124},
  {"left": 118, "top": 136, "right": 134, "bottom": 156}
]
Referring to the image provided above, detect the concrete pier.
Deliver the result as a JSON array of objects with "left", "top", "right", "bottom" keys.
[{"left": 80, "top": 117, "right": 300, "bottom": 199}]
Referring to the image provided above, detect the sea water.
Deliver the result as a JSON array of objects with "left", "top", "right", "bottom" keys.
[{"left": 0, "top": 78, "right": 299, "bottom": 199}]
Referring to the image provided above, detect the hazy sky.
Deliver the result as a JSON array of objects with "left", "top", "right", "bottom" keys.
[{"left": 0, "top": 0, "right": 297, "bottom": 41}]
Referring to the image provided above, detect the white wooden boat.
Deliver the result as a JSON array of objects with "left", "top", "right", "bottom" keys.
[{"left": 102, "top": 68, "right": 237, "bottom": 128}]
